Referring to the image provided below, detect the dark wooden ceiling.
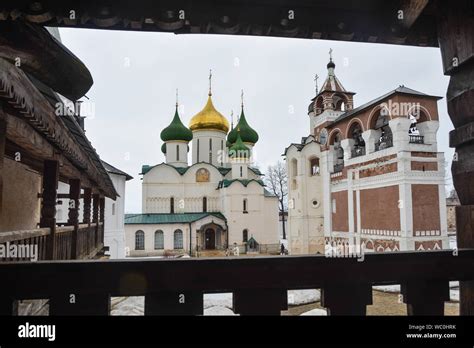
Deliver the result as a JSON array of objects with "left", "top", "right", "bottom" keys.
[{"left": 0, "top": 0, "right": 440, "bottom": 47}]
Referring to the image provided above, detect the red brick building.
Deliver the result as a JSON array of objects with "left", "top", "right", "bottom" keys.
[{"left": 285, "top": 53, "right": 448, "bottom": 254}]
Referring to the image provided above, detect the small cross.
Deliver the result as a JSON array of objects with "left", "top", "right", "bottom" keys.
[
  {"left": 329, "top": 48, "right": 333, "bottom": 61},
  {"left": 176, "top": 88, "right": 179, "bottom": 107},
  {"left": 314, "top": 74, "right": 319, "bottom": 95},
  {"left": 208, "top": 69, "right": 212, "bottom": 95},
  {"left": 241, "top": 89, "right": 244, "bottom": 108}
]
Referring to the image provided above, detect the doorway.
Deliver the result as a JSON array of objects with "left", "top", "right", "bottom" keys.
[{"left": 205, "top": 228, "right": 215, "bottom": 249}]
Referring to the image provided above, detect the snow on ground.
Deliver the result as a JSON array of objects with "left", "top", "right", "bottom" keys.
[
  {"left": 204, "top": 306, "right": 237, "bottom": 315},
  {"left": 373, "top": 285, "right": 401, "bottom": 293},
  {"left": 300, "top": 308, "right": 327, "bottom": 316},
  {"left": 111, "top": 297, "right": 144, "bottom": 315},
  {"left": 288, "top": 289, "right": 320, "bottom": 305},
  {"left": 280, "top": 239, "right": 288, "bottom": 249},
  {"left": 204, "top": 293, "right": 233, "bottom": 309},
  {"left": 372, "top": 282, "right": 459, "bottom": 302}
]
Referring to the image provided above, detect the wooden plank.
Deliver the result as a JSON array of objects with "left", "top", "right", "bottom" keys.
[
  {"left": 39, "top": 160, "right": 59, "bottom": 260},
  {"left": 83, "top": 188, "right": 92, "bottom": 225},
  {"left": 233, "top": 289, "right": 286, "bottom": 315},
  {"left": 49, "top": 292, "right": 110, "bottom": 315},
  {"left": 68, "top": 179, "right": 81, "bottom": 259},
  {"left": 145, "top": 291, "right": 203, "bottom": 315},
  {"left": 401, "top": 280, "right": 449, "bottom": 315},
  {"left": 321, "top": 283, "right": 372, "bottom": 315},
  {"left": 0, "top": 227, "right": 50, "bottom": 243},
  {"left": 0, "top": 104, "right": 5, "bottom": 213},
  {"left": 0, "top": 19, "right": 92, "bottom": 100},
  {"left": 456, "top": 205, "right": 474, "bottom": 315},
  {"left": 1, "top": 250, "right": 473, "bottom": 300}
]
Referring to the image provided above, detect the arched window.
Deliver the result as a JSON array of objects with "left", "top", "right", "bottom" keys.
[
  {"left": 174, "top": 229, "right": 183, "bottom": 249},
  {"left": 408, "top": 109, "right": 428, "bottom": 144},
  {"left": 176, "top": 144, "right": 180, "bottom": 161},
  {"left": 240, "top": 166, "right": 243, "bottom": 177},
  {"left": 170, "top": 197, "right": 174, "bottom": 214},
  {"left": 243, "top": 198, "right": 248, "bottom": 213},
  {"left": 203, "top": 197, "right": 207, "bottom": 212},
  {"left": 135, "top": 230, "right": 145, "bottom": 250},
  {"left": 309, "top": 157, "right": 320, "bottom": 176},
  {"left": 372, "top": 110, "right": 393, "bottom": 151},
  {"left": 154, "top": 230, "right": 164, "bottom": 250},
  {"left": 243, "top": 229, "right": 248, "bottom": 242},
  {"left": 330, "top": 131, "right": 344, "bottom": 172},
  {"left": 348, "top": 122, "right": 365, "bottom": 158},
  {"left": 333, "top": 94, "right": 348, "bottom": 111},
  {"left": 197, "top": 139, "right": 200, "bottom": 162}
]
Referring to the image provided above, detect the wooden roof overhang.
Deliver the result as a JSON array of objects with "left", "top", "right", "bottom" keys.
[
  {"left": 0, "top": 57, "right": 117, "bottom": 199},
  {"left": 0, "top": 0, "right": 439, "bottom": 47}
]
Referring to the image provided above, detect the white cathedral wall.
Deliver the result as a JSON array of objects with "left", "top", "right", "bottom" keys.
[
  {"left": 191, "top": 130, "right": 227, "bottom": 166},
  {"left": 104, "top": 173, "right": 127, "bottom": 259},
  {"left": 165, "top": 141, "right": 189, "bottom": 167},
  {"left": 125, "top": 223, "right": 190, "bottom": 256},
  {"left": 220, "top": 182, "right": 279, "bottom": 246},
  {"left": 286, "top": 143, "right": 325, "bottom": 254}
]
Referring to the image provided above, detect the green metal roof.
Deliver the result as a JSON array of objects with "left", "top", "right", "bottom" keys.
[
  {"left": 228, "top": 132, "right": 250, "bottom": 159},
  {"left": 141, "top": 163, "right": 232, "bottom": 176},
  {"left": 160, "top": 106, "right": 193, "bottom": 142},
  {"left": 217, "top": 179, "right": 265, "bottom": 189},
  {"left": 227, "top": 107, "right": 259, "bottom": 145},
  {"left": 125, "top": 212, "right": 227, "bottom": 224}
]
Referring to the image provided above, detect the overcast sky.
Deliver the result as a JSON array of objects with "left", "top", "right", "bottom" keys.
[{"left": 58, "top": 28, "right": 454, "bottom": 213}]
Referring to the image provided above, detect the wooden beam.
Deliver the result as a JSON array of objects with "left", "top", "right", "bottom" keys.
[
  {"left": 0, "top": 58, "right": 115, "bottom": 198},
  {"left": 67, "top": 178, "right": 80, "bottom": 259},
  {"left": 39, "top": 160, "right": 59, "bottom": 260},
  {"left": 0, "top": 19, "right": 92, "bottom": 100},
  {"left": 0, "top": 103, "right": 5, "bottom": 213}
]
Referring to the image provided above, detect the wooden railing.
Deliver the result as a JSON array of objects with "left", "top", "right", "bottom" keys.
[
  {"left": 0, "top": 222, "right": 103, "bottom": 262},
  {"left": 0, "top": 249, "right": 472, "bottom": 315}
]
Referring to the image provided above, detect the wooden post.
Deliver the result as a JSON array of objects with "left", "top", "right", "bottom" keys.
[
  {"left": 321, "top": 283, "right": 372, "bottom": 315},
  {"left": 67, "top": 179, "right": 81, "bottom": 259},
  {"left": 49, "top": 292, "right": 110, "bottom": 316},
  {"left": 99, "top": 195, "right": 105, "bottom": 247},
  {"left": 145, "top": 291, "right": 203, "bottom": 315},
  {"left": 92, "top": 193, "right": 99, "bottom": 248},
  {"left": 233, "top": 289, "right": 287, "bottom": 315},
  {"left": 437, "top": 0, "right": 474, "bottom": 315},
  {"left": 39, "top": 160, "right": 59, "bottom": 260},
  {"left": 83, "top": 188, "right": 92, "bottom": 225},
  {"left": 401, "top": 280, "right": 449, "bottom": 315},
  {"left": 0, "top": 104, "right": 5, "bottom": 213}
]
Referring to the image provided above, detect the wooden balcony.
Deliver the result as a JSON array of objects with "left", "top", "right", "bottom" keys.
[
  {"left": 0, "top": 249, "right": 473, "bottom": 316},
  {"left": 0, "top": 223, "right": 105, "bottom": 261}
]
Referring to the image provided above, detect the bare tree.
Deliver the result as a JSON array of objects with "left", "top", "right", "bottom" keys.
[{"left": 265, "top": 161, "right": 288, "bottom": 239}]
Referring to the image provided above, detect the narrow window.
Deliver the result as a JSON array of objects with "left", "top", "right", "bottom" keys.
[
  {"left": 176, "top": 144, "right": 179, "bottom": 161},
  {"left": 112, "top": 203, "right": 116, "bottom": 216},
  {"left": 243, "top": 198, "right": 248, "bottom": 213},
  {"left": 209, "top": 138, "right": 213, "bottom": 164},
  {"left": 170, "top": 197, "right": 174, "bottom": 214},
  {"left": 135, "top": 230, "right": 145, "bottom": 250},
  {"left": 197, "top": 139, "right": 200, "bottom": 162},
  {"left": 203, "top": 197, "right": 207, "bottom": 212},
  {"left": 154, "top": 230, "right": 164, "bottom": 250},
  {"left": 240, "top": 166, "right": 243, "bottom": 177},
  {"left": 174, "top": 229, "right": 183, "bottom": 249},
  {"left": 243, "top": 229, "right": 248, "bottom": 242}
]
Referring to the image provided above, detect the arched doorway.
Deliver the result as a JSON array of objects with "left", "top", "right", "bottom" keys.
[{"left": 205, "top": 228, "right": 216, "bottom": 249}]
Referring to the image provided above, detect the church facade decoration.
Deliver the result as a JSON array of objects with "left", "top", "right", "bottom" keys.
[
  {"left": 125, "top": 76, "right": 279, "bottom": 256},
  {"left": 284, "top": 50, "right": 448, "bottom": 254}
]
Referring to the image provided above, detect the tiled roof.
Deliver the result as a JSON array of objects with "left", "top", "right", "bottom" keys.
[{"left": 124, "top": 212, "right": 227, "bottom": 224}]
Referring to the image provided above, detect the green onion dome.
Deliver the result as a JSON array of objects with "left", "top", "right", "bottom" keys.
[
  {"left": 227, "top": 107, "right": 259, "bottom": 145},
  {"left": 161, "top": 143, "right": 167, "bottom": 154},
  {"left": 160, "top": 107, "right": 193, "bottom": 142},
  {"left": 229, "top": 132, "right": 250, "bottom": 159}
]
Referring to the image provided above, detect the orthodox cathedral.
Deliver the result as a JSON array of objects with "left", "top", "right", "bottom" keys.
[
  {"left": 125, "top": 77, "right": 279, "bottom": 256},
  {"left": 285, "top": 51, "right": 448, "bottom": 254}
]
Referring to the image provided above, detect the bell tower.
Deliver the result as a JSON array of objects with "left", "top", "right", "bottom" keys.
[{"left": 308, "top": 49, "right": 356, "bottom": 135}]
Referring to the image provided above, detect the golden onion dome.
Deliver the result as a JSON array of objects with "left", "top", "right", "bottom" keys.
[{"left": 189, "top": 94, "right": 230, "bottom": 133}]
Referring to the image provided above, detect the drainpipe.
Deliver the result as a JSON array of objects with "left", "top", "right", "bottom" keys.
[{"left": 188, "top": 222, "right": 192, "bottom": 256}]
